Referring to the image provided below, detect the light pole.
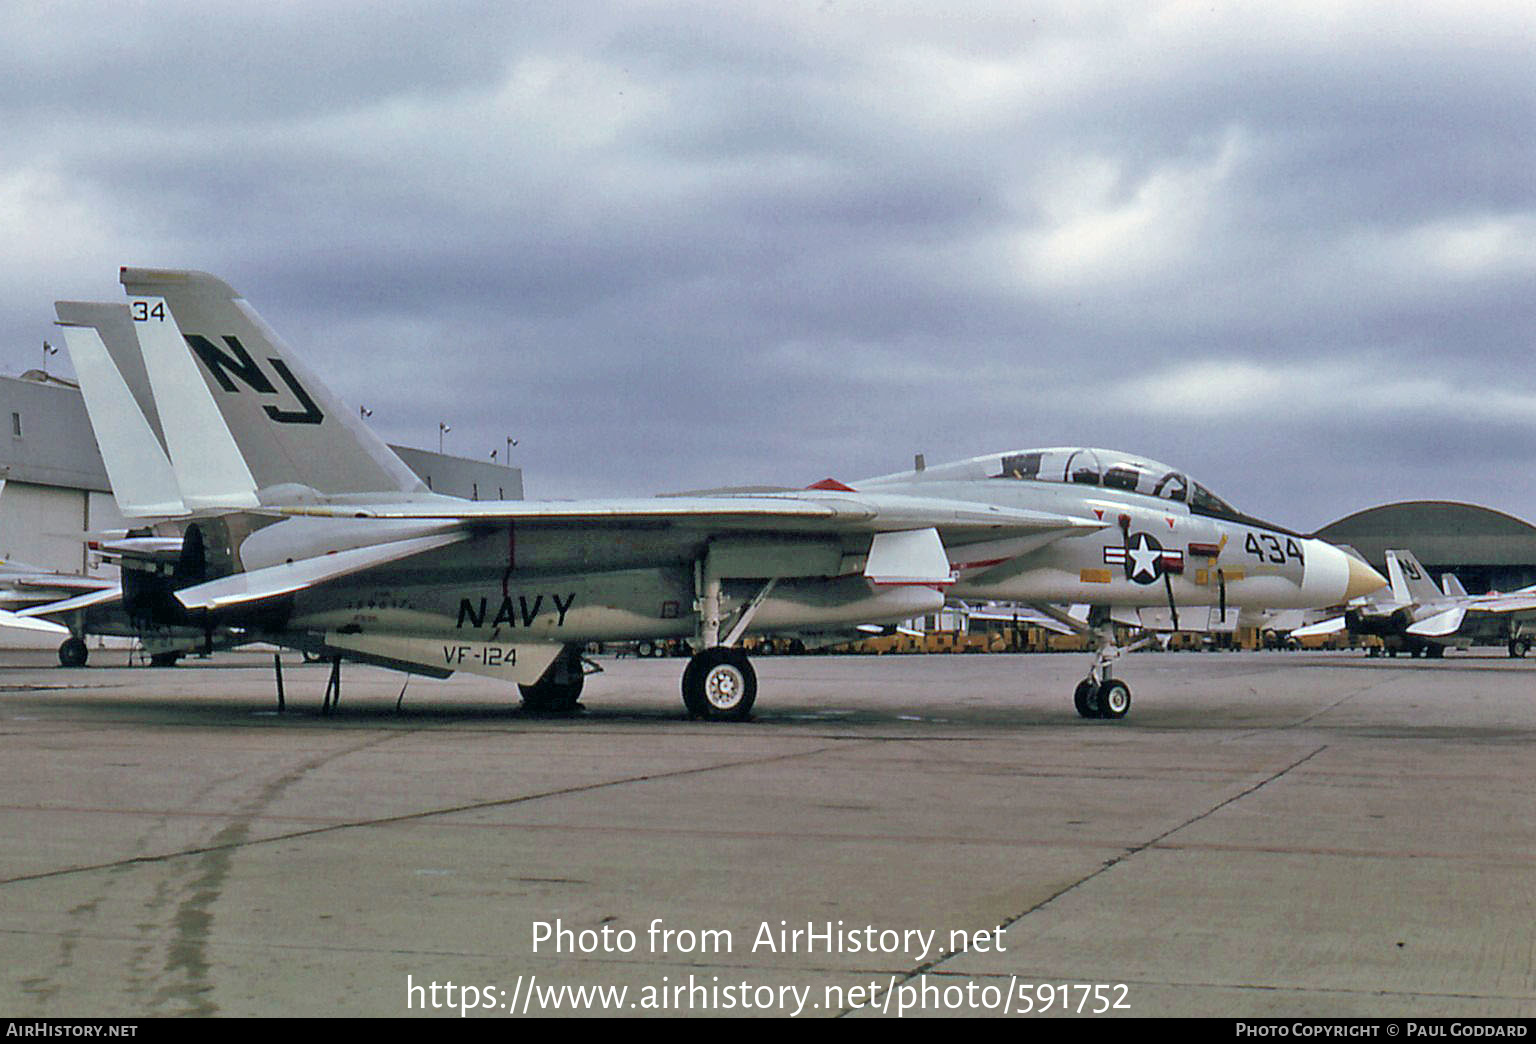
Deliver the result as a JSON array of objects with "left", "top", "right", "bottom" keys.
[{"left": 439, "top": 422, "right": 451, "bottom": 454}]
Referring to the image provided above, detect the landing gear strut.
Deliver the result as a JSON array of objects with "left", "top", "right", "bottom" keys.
[
  {"left": 1073, "top": 622, "right": 1133, "bottom": 720},
  {"left": 322, "top": 654, "right": 342, "bottom": 714},
  {"left": 678, "top": 547, "right": 768, "bottom": 721}
]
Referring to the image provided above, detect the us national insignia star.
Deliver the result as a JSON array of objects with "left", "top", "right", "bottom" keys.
[
  {"left": 1104, "top": 533, "right": 1178, "bottom": 585},
  {"left": 1127, "top": 533, "right": 1163, "bottom": 582}
]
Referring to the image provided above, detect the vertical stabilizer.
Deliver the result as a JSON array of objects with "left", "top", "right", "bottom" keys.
[
  {"left": 54, "top": 301, "right": 188, "bottom": 517},
  {"left": 118, "top": 268, "right": 429, "bottom": 499},
  {"left": 1384, "top": 549, "right": 1443, "bottom": 606},
  {"left": 121, "top": 292, "right": 260, "bottom": 510}
]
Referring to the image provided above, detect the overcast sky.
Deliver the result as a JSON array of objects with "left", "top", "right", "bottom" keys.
[{"left": 2, "top": 1, "right": 1531, "bottom": 529}]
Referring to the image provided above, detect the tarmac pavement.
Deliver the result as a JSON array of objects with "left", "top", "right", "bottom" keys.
[{"left": 0, "top": 648, "right": 1531, "bottom": 1018}]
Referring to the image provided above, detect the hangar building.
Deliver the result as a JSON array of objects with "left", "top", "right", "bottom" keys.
[
  {"left": 0, "top": 371, "right": 522, "bottom": 580},
  {"left": 1315, "top": 501, "right": 1536, "bottom": 594}
]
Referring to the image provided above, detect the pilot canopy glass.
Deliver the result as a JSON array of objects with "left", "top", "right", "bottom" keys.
[{"left": 993, "top": 448, "right": 1236, "bottom": 516}]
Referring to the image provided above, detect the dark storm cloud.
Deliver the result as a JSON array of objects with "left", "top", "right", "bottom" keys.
[
  {"left": 2, "top": 2, "right": 1532, "bottom": 523},
  {"left": 1, "top": 2, "right": 533, "bottom": 121}
]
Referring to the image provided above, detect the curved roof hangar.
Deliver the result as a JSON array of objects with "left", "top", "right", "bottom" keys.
[{"left": 1316, "top": 501, "right": 1536, "bottom": 571}]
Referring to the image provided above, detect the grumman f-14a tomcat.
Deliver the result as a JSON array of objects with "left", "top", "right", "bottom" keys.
[
  {"left": 1292, "top": 547, "right": 1536, "bottom": 658},
  {"left": 49, "top": 267, "right": 1384, "bottom": 720}
]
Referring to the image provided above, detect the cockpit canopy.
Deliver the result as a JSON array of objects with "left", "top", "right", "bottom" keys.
[
  {"left": 983, "top": 445, "right": 1234, "bottom": 515},
  {"left": 990, "top": 447, "right": 1237, "bottom": 516},
  {"left": 860, "top": 446, "right": 1287, "bottom": 530}
]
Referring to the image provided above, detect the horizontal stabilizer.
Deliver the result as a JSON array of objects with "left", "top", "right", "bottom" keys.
[
  {"left": 19, "top": 587, "right": 124, "bottom": 618},
  {"left": 0, "top": 608, "right": 70, "bottom": 635},
  {"left": 1290, "top": 616, "right": 1347, "bottom": 638},
  {"left": 176, "top": 531, "right": 470, "bottom": 610},
  {"left": 6, "top": 574, "right": 117, "bottom": 593},
  {"left": 1407, "top": 607, "right": 1466, "bottom": 637},
  {"left": 88, "top": 535, "right": 186, "bottom": 559}
]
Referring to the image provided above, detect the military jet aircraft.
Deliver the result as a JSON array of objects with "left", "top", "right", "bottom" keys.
[
  {"left": 0, "top": 557, "right": 117, "bottom": 660},
  {"left": 0, "top": 557, "right": 116, "bottom": 613},
  {"left": 11, "top": 531, "right": 250, "bottom": 667},
  {"left": 852, "top": 448, "right": 1383, "bottom": 713},
  {"left": 52, "top": 267, "right": 1383, "bottom": 720},
  {"left": 0, "top": 469, "right": 120, "bottom": 660},
  {"left": 1292, "top": 548, "right": 1536, "bottom": 658}
]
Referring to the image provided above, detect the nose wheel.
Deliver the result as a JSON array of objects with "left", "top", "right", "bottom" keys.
[
  {"left": 1073, "top": 679, "right": 1098, "bottom": 717},
  {"left": 1073, "top": 678, "right": 1131, "bottom": 719}
]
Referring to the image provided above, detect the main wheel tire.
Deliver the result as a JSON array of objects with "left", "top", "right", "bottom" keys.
[
  {"left": 680, "top": 652, "right": 704, "bottom": 706},
  {"left": 519, "top": 650, "right": 584, "bottom": 712},
  {"left": 1098, "top": 679, "right": 1132, "bottom": 719},
  {"left": 1510, "top": 638, "right": 1530, "bottom": 659},
  {"left": 148, "top": 651, "right": 182, "bottom": 668},
  {"left": 58, "top": 637, "right": 88, "bottom": 668},
  {"left": 682, "top": 647, "right": 756, "bottom": 721},
  {"left": 1073, "top": 679, "right": 1101, "bottom": 718}
]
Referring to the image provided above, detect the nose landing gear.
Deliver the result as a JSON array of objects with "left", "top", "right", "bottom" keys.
[
  {"left": 1073, "top": 674, "right": 1132, "bottom": 720},
  {"left": 1072, "top": 621, "right": 1134, "bottom": 720}
]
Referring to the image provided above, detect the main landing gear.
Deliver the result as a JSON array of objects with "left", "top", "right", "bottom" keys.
[
  {"left": 677, "top": 549, "right": 771, "bottom": 721},
  {"left": 58, "top": 636, "right": 89, "bottom": 668},
  {"left": 1073, "top": 622, "right": 1133, "bottom": 720},
  {"left": 681, "top": 646, "right": 757, "bottom": 721}
]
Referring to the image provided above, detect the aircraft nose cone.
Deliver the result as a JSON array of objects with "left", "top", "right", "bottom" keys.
[
  {"left": 1344, "top": 552, "right": 1387, "bottom": 601},
  {"left": 1301, "top": 539, "right": 1387, "bottom": 605}
]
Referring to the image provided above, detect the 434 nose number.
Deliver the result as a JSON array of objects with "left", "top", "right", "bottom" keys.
[{"left": 1245, "top": 532, "right": 1304, "bottom": 565}]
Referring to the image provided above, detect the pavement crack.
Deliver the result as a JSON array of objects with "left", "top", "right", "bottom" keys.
[
  {"left": 0, "top": 741, "right": 851, "bottom": 892},
  {"left": 833, "top": 744, "right": 1330, "bottom": 1017}
]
